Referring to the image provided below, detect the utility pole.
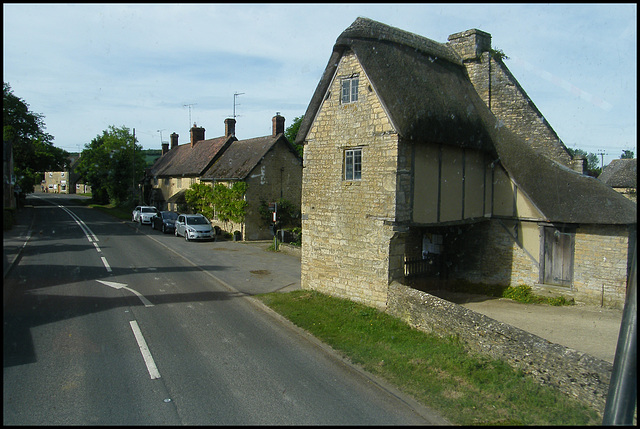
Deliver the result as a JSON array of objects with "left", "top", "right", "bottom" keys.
[
  {"left": 157, "top": 129, "right": 165, "bottom": 145},
  {"left": 233, "top": 92, "right": 244, "bottom": 119},
  {"left": 132, "top": 128, "right": 136, "bottom": 203},
  {"left": 597, "top": 150, "right": 608, "bottom": 170}
]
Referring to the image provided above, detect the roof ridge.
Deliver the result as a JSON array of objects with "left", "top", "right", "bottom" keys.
[{"left": 337, "top": 17, "right": 462, "bottom": 65}]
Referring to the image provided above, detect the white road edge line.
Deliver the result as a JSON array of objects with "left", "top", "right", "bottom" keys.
[{"left": 129, "top": 320, "right": 161, "bottom": 380}]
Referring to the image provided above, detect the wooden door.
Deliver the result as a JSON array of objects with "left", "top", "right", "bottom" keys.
[{"left": 542, "top": 226, "right": 574, "bottom": 287}]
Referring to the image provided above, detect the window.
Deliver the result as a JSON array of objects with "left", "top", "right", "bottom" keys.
[
  {"left": 341, "top": 76, "right": 359, "bottom": 104},
  {"left": 344, "top": 148, "right": 362, "bottom": 181}
]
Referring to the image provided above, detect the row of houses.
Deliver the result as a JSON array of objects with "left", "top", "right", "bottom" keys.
[{"left": 144, "top": 115, "right": 303, "bottom": 241}]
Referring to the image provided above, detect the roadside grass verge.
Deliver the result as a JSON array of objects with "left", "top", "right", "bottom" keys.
[{"left": 256, "top": 290, "right": 599, "bottom": 425}]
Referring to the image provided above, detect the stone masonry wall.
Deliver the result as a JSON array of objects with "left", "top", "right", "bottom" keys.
[
  {"left": 242, "top": 139, "right": 303, "bottom": 241},
  {"left": 386, "top": 282, "right": 613, "bottom": 415},
  {"left": 573, "top": 224, "right": 631, "bottom": 309},
  {"left": 301, "top": 51, "right": 399, "bottom": 309}
]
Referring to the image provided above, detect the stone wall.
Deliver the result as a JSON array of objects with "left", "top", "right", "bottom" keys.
[
  {"left": 301, "top": 51, "right": 399, "bottom": 309},
  {"left": 573, "top": 224, "right": 633, "bottom": 309},
  {"left": 386, "top": 282, "right": 613, "bottom": 415}
]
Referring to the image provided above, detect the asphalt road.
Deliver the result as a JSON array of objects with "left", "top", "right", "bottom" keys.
[{"left": 3, "top": 194, "right": 446, "bottom": 425}]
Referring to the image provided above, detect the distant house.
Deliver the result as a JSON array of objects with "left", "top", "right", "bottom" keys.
[
  {"left": 42, "top": 155, "right": 81, "bottom": 194},
  {"left": 296, "top": 18, "right": 636, "bottom": 310},
  {"left": 200, "top": 114, "right": 302, "bottom": 240},
  {"left": 147, "top": 115, "right": 302, "bottom": 240},
  {"left": 598, "top": 158, "right": 637, "bottom": 203},
  {"left": 147, "top": 120, "right": 237, "bottom": 211}
]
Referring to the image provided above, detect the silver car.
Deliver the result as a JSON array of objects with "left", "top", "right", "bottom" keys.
[{"left": 174, "top": 214, "right": 214, "bottom": 241}]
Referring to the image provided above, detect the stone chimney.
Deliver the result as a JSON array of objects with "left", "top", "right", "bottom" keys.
[
  {"left": 272, "top": 113, "right": 285, "bottom": 137},
  {"left": 190, "top": 124, "right": 205, "bottom": 147},
  {"left": 161, "top": 142, "right": 169, "bottom": 155},
  {"left": 570, "top": 155, "right": 587, "bottom": 175},
  {"left": 225, "top": 118, "right": 236, "bottom": 137},
  {"left": 447, "top": 29, "right": 491, "bottom": 61},
  {"left": 170, "top": 132, "right": 179, "bottom": 150}
]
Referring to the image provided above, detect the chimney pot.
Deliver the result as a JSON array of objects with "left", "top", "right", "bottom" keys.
[
  {"left": 162, "top": 142, "right": 169, "bottom": 155},
  {"left": 272, "top": 114, "right": 285, "bottom": 137}
]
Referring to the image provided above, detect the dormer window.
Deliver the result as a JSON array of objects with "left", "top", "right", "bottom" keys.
[{"left": 341, "top": 75, "right": 359, "bottom": 104}]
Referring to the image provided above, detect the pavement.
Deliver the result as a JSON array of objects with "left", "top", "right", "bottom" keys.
[{"left": 4, "top": 197, "right": 625, "bottom": 364}]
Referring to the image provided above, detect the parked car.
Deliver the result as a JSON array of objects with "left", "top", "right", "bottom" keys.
[
  {"left": 151, "top": 211, "right": 179, "bottom": 233},
  {"left": 174, "top": 214, "right": 214, "bottom": 241},
  {"left": 132, "top": 206, "right": 159, "bottom": 224}
]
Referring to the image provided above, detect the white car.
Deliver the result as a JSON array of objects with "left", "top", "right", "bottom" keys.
[
  {"left": 132, "top": 206, "right": 159, "bottom": 224},
  {"left": 174, "top": 214, "right": 214, "bottom": 241}
]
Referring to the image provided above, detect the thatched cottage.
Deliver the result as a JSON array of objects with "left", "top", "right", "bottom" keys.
[{"left": 296, "top": 18, "right": 636, "bottom": 309}]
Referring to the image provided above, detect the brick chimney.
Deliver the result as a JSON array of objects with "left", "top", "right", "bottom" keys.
[
  {"left": 161, "top": 142, "right": 169, "bottom": 155},
  {"left": 170, "top": 132, "right": 179, "bottom": 150},
  {"left": 190, "top": 124, "right": 205, "bottom": 147},
  {"left": 272, "top": 113, "right": 285, "bottom": 137},
  {"left": 447, "top": 29, "right": 491, "bottom": 61},
  {"left": 225, "top": 118, "right": 236, "bottom": 137}
]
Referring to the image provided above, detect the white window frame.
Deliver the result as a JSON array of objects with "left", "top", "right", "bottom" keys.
[
  {"left": 341, "top": 76, "right": 359, "bottom": 104},
  {"left": 344, "top": 147, "right": 362, "bottom": 181}
]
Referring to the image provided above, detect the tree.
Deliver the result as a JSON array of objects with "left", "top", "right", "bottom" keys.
[
  {"left": 285, "top": 115, "right": 304, "bottom": 158},
  {"left": 184, "top": 182, "right": 215, "bottom": 218},
  {"left": 567, "top": 148, "right": 601, "bottom": 177},
  {"left": 75, "top": 125, "right": 144, "bottom": 205},
  {"left": 3, "top": 82, "right": 68, "bottom": 193},
  {"left": 620, "top": 150, "right": 634, "bottom": 159},
  {"left": 212, "top": 182, "right": 248, "bottom": 225}
]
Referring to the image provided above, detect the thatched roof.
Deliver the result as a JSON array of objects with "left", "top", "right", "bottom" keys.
[
  {"left": 296, "top": 17, "right": 493, "bottom": 152},
  {"left": 598, "top": 158, "right": 637, "bottom": 188},
  {"left": 296, "top": 17, "right": 636, "bottom": 225},
  {"left": 483, "top": 114, "right": 637, "bottom": 224},
  {"left": 151, "top": 136, "right": 235, "bottom": 177}
]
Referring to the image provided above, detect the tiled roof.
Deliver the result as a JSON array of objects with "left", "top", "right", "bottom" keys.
[
  {"left": 201, "top": 135, "right": 290, "bottom": 180},
  {"left": 598, "top": 158, "right": 637, "bottom": 188},
  {"left": 151, "top": 136, "right": 234, "bottom": 177}
]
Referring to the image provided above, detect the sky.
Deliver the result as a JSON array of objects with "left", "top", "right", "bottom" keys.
[{"left": 3, "top": 3, "right": 637, "bottom": 167}]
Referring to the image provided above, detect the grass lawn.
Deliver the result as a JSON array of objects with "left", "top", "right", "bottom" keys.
[{"left": 256, "top": 290, "right": 600, "bottom": 425}]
